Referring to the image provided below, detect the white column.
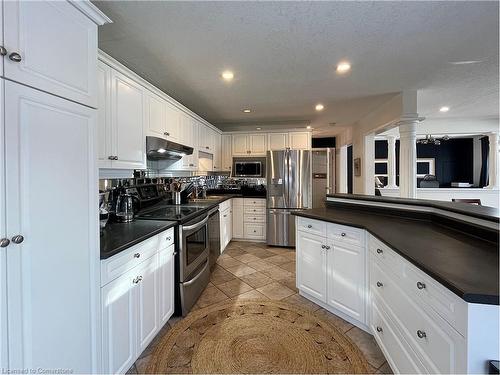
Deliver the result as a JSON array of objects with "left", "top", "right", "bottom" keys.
[
  {"left": 386, "top": 135, "right": 398, "bottom": 188},
  {"left": 398, "top": 119, "right": 419, "bottom": 198},
  {"left": 364, "top": 133, "right": 375, "bottom": 195},
  {"left": 486, "top": 132, "right": 499, "bottom": 189},
  {"left": 337, "top": 146, "right": 348, "bottom": 193}
]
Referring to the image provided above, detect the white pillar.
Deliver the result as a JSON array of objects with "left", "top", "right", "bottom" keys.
[
  {"left": 399, "top": 119, "right": 419, "bottom": 198},
  {"left": 337, "top": 146, "right": 348, "bottom": 193},
  {"left": 486, "top": 132, "right": 499, "bottom": 189},
  {"left": 363, "top": 133, "right": 375, "bottom": 195},
  {"left": 386, "top": 135, "right": 398, "bottom": 188}
]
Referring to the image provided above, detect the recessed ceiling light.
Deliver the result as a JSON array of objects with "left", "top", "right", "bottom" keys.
[
  {"left": 306, "top": 125, "right": 312, "bottom": 129},
  {"left": 439, "top": 106, "right": 450, "bottom": 112},
  {"left": 315, "top": 104, "right": 324, "bottom": 111},
  {"left": 221, "top": 70, "right": 234, "bottom": 81},
  {"left": 336, "top": 61, "right": 351, "bottom": 73},
  {"left": 242, "top": 109, "right": 251, "bottom": 113},
  {"left": 256, "top": 127, "right": 262, "bottom": 130}
]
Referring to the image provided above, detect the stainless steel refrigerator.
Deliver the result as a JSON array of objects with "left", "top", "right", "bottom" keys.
[{"left": 266, "top": 149, "right": 311, "bottom": 247}]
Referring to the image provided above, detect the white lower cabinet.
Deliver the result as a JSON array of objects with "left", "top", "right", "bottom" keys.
[
  {"left": 296, "top": 232, "right": 327, "bottom": 302},
  {"left": 220, "top": 200, "right": 233, "bottom": 252},
  {"left": 232, "top": 198, "right": 266, "bottom": 241},
  {"left": 232, "top": 199, "right": 245, "bottom": 239},
  {"left": 101, "top": 229, "right": 175, "bottom": 374}
]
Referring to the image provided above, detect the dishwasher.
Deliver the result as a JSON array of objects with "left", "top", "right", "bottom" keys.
[{"left": 208, "top": 207, "right": 221, "bottom": 268}]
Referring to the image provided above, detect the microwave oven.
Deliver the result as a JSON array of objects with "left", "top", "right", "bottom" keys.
[{"left": 233, "top": 157, "right": 266, "bottom": 177}]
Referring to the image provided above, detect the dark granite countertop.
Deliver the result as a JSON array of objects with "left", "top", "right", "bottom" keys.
[
  {"left": 100, "top": 220, "right": 177, "bottom": 259},
  {"left": 328, "top": 193, "right": 500, "bottom": 222},
  {"left": 293, "top": 206, "right": 499, "bottom": 305}
]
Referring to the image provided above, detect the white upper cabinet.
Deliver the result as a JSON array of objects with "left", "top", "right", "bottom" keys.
[
  {"left": 289, "top": 132, "right": 311, "bottom": 150},
  {"left": 110, "top": 70, "right": 145, "bottom": 169},
  {"left": 213, "top": 132, "right": 222, "bottom": 170},
  {"left": 164, "top": 102, "right": 181, "bottom": 143},
  {"left": 232, "top": 134, "right": 248, "bottom": 156},
  {"left": 97, "top": 61, "right": 112, "bottom": 168},
  {"left": 146, "top": 91, "right": 166, "bottom": 139},
  {"left": 3, "top": 0, "right": 99, "bottom": 107},
  {"left": 268, "top": 133, "right": 289, "bottom": 150},
  {"left": 249, "top": 134, "right": 267, "bottom": 155},
  {"left": 221, "top": 135, "right": 233, "bottom": 171}
]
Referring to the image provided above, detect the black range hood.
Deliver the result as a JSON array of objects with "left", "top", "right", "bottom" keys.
[{"left": 146, "top": 136, "right": 193, "bottom": 161}]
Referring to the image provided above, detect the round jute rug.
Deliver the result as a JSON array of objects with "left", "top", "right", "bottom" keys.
[{"left": 145, "top": 300, "right": 370, "bottom": 374}]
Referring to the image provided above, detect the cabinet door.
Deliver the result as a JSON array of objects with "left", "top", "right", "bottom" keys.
[
  {"left": 296, "top": 232, "right": 327, "bottom": 302},
  {"left": 327, "top": 241, "right": 366, "bottom": 323},
  {"left": 289, "top": 132, "right": 310, "bottom": 150},
  {"left": 213, "top": 133, "right": 221, "bottom": 170},
  {"left": 5, "top": 81, "right": 98, "bottom": 372},
  {"left": 249, "top": 134, "right": 267, "bottom": 155},
  {"left": 97, "top": 61, "right": 112, "bottom": 168},
  {"left": 268, "top": 133, "right": 288, "bottom": 150},
  {"left": 146, "top": 92, "right": 166, "bottom": 138},
  {"left": 110, "top": 70, "right": 145, "bottom": 169},
  {"left": 227, "top": 210, "right": 233, "bottom": 244},
  {"left": 0, "top": 79, "right": 6, "bottom": 370},
  {"left": 232, "top": 134, "right": 248, "bottom": 155},
  {"left": 232, "top": 204, "right": 244, "bottom": 238},
  {"left": 178, "top": 113, "right": 192, "bottom": 147},
  {"left": 101, "top": 270, "right": 136, "bottom": 375},
  {"left": 222, "top": 134, "right": 233, "bottom": 171},
  {"left": 136, "top": 254, "right": 159, "bottom": 354},
  {"left": 4, "top": 0, "right": 98, "bottom": 107},
  {"left": 165, "top": 102, "right": 181, "bottom": 143},
  {"left": 159, "top": 246, "right": 175, "bottom": 326}
]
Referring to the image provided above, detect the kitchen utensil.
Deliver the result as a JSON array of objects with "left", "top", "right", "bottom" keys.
[{"left": 115, "top": 193, "right": 138, "bottom": 222}]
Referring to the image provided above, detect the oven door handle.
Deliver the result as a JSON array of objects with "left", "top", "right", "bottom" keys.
[
  {"left": 183, "top": 215, "right": 209, "bottom": 231},
  {"left": 183, "top": 259, "right": 209, "bottom": 287}
]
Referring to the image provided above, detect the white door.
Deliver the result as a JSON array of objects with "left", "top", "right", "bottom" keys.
[
  {"left": 4, "top": 81, "right": 98, "bottom": 372},
  {"left": 268, "top": 133, "right": 288, "bottom": 150},
  {"left": 289, "top": 132, "right": 310, "bottom": 150},
  {"left": 232, "top": 203, "right": 244, "bottom": 238},
  {"left": 136, "top": 254, "right": 159, "bottom": 354},
  {"left": 4, "top": 0, "right": 98, "bottom": 107},
  {"left": 158, "top": 246, "right": 175, "bottom": 326},
  {"left": 146, "top": 92, "right": 166, "bottom": 139},
  {"left": 0, "top": 79, "right": 7, "bottom": 370},
  {"left": 296, "top": 232, "right": 327, "bottom": 302},
  {"left": 232, "top": 134, "right": 248, "bottom": 156},
  {"left": 327, "top": 241, "right": 366, "bottom": 323},
  {"left": 101, "top": 270, "right": 136, "bottom": 375},
  {"left": 97, "top": 61, "right": 112, "bottom": 168},
  {"left": 110, "top": 70, "right": 145, "bottom": 169},
  {"left": 165, "top": 102, "right": 181, "bottom": 142},
  {"left": 249, "top": 134, "right": 267, "bottom": 155},
  {"left": 222, "top": 135, "right": 232, "bottom": 171}
]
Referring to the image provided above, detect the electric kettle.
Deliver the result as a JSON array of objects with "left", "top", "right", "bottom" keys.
[{"left": 115, "top": 193, "right": 137, "bottom": 223}]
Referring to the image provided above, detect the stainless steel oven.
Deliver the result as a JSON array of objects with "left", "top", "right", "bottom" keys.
[
  {"left": 233, "top": 157, "right": 266, "bottom": 177},
  {"left": 179, "top": 213, "right": 210, "bottom": 316}
]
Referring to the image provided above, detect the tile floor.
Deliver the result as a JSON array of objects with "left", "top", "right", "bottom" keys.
[{"left": 127, "top": 241, "right": 392, "bottom": 374}]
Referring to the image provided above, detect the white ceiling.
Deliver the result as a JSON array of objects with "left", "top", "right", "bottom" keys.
[{"left": 93, "top": 1, "right": 499, "bottom": 136}]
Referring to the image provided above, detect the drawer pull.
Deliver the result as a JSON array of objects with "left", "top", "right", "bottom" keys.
[
  {"left": 166, "top": 236, "right": 172, "bottom": 241},
  {"left": 253, "top": 218, "right": 256, "bottom": 220},
  {"left": 416, "top": 330, "right": 427, "bottom": 339},
  {"left": 416, "top": 281, "right": 426, "bottom": 290},
  {"left": 321, "top": 245, "right": 326, "bottom": 249},
  {"left": 341, "top": 232, "right": 346, "bottom": 237},
  {"left": 132, "top": 276, "right": 143, "bottom": 284},
  {"left": 325, "top": 245, "right": 331, "bottom": 250},
  {"left": 376, "top": 326, "right": 383, "bottom": 333},
  {"left": 307, "top": 224, "right": 312, "bottom": 228},
  {"left": 376, "top": 248, "right": 383, "bottom": 254},
  {"left": 134, "top": 253, "right": 141, "bottom": 258},
  {"left": 376, "top": 281, "right": 383, "bottom": 288}
]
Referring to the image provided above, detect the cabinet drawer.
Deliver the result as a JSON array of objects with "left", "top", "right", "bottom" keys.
[
  {"left": 244, "top": 198, "right": 266, "bottom": 207},
  {"left": 297, "top": 217, "right": 327, "bottom": 237},
  {"left": 327, "top": 222, "right": 365, "bottom": 247},
  {"left": 232, "top": 198, "right": 244, "bottom": 207},
  {"left": 244, "top": 215, "right": 266, "bottom": 223},
  {"left": 158, "top": 228, "right": 175, "bottom": 251},
  {"left": 219, "top": 199, "right": 231, "bottom": 212},
  {"left": 371, "top": 261, "right": 466, "bottom": 374},
  {"left": 244, "top": 206, "right": 266, "bottom": 215},
  {"left": 369, "top": 235, "right": 404, "bottom": 277},
  {"left": 244, "top": 223, "right": 266, "bottom": 239},
  {"left": 101, "top": 235, "right": 159, "bottom": 286},
  {"left": 371, "top": 301, "right": 427, "bottom": 375}
]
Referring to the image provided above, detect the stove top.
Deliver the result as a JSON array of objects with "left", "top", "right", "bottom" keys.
[{"left": 136, "top": 204, "right": 208, "bottom": 222}]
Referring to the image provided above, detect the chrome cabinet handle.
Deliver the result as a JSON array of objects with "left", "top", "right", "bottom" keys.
[
  {"left": 11, "top": 235, "right": 24, "bottom": 244},
  {"left": 341, "top": 232, "right": 346, "bottom": 237},
  {"left": 325, "top": 245, "right": 330, "bottom": 250},
  {"left": 0, "top": 46, "right": 6, "bottom": 56},
  {"left": 321, "top": 245, "right": 326, "bottom": 249},
  {"left": 0, "top": 238, "right": 10, "bottom": 248},
  {"left": 132, "top": 276, "right": 143, "bottom": 284},
  {"left": 114, "top": 156, "right": 119, "bottom": 160},
  {"left": 223, "top": 215, "right": 227, "bottom": 218},
  {"left": 205, "top": 146, "right": 209, "bottom": 149},
  {"left": 166, "top": 236, "right": 172, "bottom": 241},
  {"left": 307, "top": 224, "right": 312, "bottom": 228},
  {"left": 376, "top": 248, "right": 383, "bottom": 254},
  {"left": 9, "top": 52, "right": 22, "bottom": 62},
  {"left": 108, "top": 156, "right": 114, "bottom": 160},
  {"left": 376, "top": 281, "right": 383, "bottom": 288},
  {"left": 417, "top": 282, "right": 426, "bottom": 290},
  {"left": 376, "top": 326, "right": 383, "bottom": 333},
  {"left": 417, "top": 330, "right": 427, "bottom": 339},
  {"left": 133, "top": 253, "right": 140, "bottom": 258},
  {"left": 164, "top": 132, "right": 170, "bottom": 136}
]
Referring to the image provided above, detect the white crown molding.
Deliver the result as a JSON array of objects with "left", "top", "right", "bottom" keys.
[
  {"left": 69, "top": 0, "right": 112, "bottom": 25},
  {"left": 97, "top": 50, "right": 222, "bottom": 134}
]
